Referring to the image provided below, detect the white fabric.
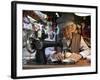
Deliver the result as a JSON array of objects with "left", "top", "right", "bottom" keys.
[{"left": 23, "top": 16, "right": 32, "bottom": 30}]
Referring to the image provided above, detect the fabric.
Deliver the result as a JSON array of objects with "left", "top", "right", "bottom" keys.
[{"left": 23, "top": 16, "right": 32, "bottom": 30}]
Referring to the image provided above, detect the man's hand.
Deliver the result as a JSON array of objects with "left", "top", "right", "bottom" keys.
[
  {"left": 67, "top": 53, "right": 82, "bottom": 62},
  {"left": 65, "top": 52, "right": 72, "bottom": 58},
  {"left": 53, "top": 52, "right": 64, "bottom": 61}
]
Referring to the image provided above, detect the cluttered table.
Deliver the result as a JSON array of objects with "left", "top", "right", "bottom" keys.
[{"left": 23, "top": 59, "right": 90, "bottom": 69}]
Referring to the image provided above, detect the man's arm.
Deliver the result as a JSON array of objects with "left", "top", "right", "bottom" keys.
[{"left": 80, "top": 37, "right": 91, "bottom": 59}]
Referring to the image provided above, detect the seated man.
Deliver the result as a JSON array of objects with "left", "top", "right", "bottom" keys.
[{"left": 49, "top": 20, "right": 91, "bottom": 63}]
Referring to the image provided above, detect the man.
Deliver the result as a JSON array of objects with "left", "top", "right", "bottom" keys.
[{"left": 50, "top": 21, "right": 90, "bottom": 62}]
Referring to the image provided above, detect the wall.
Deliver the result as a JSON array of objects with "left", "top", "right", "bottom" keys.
[{"left": 0, "top": 0, "right": 99, "bottom": 80}]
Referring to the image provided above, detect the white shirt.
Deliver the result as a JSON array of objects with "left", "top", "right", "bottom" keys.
[{"left": 79, "top": 37, "right": 91, "bottom": 59}]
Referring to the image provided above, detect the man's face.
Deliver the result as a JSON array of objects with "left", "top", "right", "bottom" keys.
[{"left": 66, "top": 22, "right": 76, "bottom": 33}]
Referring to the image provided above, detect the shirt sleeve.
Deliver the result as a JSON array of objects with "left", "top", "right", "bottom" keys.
[{"left": 79, "top": 36, "right": 91, "bottom": 59}]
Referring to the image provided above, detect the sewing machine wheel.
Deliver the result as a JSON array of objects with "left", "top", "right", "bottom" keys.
[{"left": 26, "top": 38, "right": 36, "bottom": 53}]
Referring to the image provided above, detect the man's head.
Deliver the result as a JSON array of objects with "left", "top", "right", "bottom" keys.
[
  {"left": 64, "top": 21, "right": 77, "bottom": 33},
  {"left": 63, "top": 21, "right": 77, "bottom": 39}
]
